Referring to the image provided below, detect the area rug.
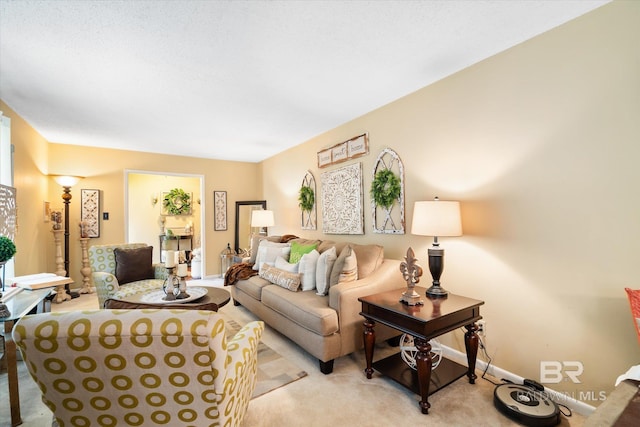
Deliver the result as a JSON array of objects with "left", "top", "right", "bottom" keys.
[{"left": 225, "top": 318, "right": 308, "bottom": 398}]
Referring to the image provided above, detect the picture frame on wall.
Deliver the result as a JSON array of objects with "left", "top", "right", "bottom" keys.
[
  {"left": 317, "top": 133, "right": 369, "bottom": 168},
  {"left": 81, "top": 189, "right": 100, "bottom": 238},
  {"left": 214, "top": 190, "right": 227, "bottom": 231}
]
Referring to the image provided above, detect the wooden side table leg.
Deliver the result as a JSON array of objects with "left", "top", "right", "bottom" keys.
[
  {"left": 363, "top": 318, "right": 375, "bottom": 379},
  {"left": 415, "top": 337, "right": 432, "bottom": 414},
  {"left": 5, "top": 320, "right": 22, "bottom": 426},
  {"left": 465, "top": 323, "right": 479, "bottom": 384}
]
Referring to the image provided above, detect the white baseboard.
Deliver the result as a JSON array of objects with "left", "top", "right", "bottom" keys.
[{"left": 441, "top": 344, "right": 596, "bottom": 417}]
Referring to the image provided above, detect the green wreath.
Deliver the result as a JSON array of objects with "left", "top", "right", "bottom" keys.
[
  {"left": 163, "top": 188, "right": 191, "bottom": 215},
  {"left": 370, "top": 169, "right": 401, "bottom": 209},
  {"left": 298, "top": 185, "right": 315, "bottom": 212}
]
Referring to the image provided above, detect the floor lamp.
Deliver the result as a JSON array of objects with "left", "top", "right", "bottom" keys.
[
  {"left": 52, "top": 175, "right": 83, "bottom": 297},
  {"left": 250, "top": 209, "right": 274, "bottom": 253}
]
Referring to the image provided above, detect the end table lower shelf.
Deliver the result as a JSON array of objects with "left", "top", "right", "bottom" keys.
[{"left": 374, "top": 353, "right": 468, "bottom": 396}]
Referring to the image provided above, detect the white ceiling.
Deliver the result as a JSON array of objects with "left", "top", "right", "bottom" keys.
[{"left": 0, "top": 0, "right": 610, "bottom": 163}]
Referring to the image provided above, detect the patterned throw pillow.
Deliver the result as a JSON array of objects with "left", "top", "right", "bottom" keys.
[
  {"left": 329, "top": 245, "right": 357, "bottom": 287},
  {"left": 289, "top": 241, "right": 319, "bottom": 264},
  {"left": 259, "top": 264, "right": 301, "bottom": 292},
  {"left": 315, "top": 246, "right": 337, "bottom": 296}
]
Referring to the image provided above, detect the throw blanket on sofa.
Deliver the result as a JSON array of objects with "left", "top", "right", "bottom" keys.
[{"left": 224, "top": 262, "right": 257, "bottom": 286}]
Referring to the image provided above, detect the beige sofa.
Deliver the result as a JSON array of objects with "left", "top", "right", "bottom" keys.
[{"left": 229, "top": 237, "right": 405, "bottom": 374}]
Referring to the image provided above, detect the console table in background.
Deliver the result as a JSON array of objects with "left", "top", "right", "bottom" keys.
[
  {"left": 159, "top": 234, "right": 193, "bottom": 263},
  {"left": 359, "top": 288, "right": 484, "bottom": 414}
]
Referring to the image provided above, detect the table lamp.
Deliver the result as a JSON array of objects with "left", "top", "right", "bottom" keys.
[
  {"left": 251, "top": 210, "right": 274, "bottom": 235},
  {"left": 411, "top": 197, "right": 462, "bottom": 298}
]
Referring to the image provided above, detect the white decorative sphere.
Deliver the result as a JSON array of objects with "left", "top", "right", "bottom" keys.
[{"left": 399, "top": 334, "right": 443, "bottom": 370}]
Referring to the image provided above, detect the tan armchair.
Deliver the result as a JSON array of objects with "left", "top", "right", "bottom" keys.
[
  {"left": 88, "top": 243, "right": 167, "bottom": 307},
  {"left": 13, "top": 309, "right": 264, "bottom": 426}
]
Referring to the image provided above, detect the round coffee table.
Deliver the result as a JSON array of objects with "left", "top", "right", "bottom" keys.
[{"left": 104, "top": 286, "right": 231, "bottom": 311}]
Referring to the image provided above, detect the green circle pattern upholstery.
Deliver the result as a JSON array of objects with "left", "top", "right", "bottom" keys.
[
  {"left": 13, "top": 309, "right": 264, "bottom": 427},
  {"left": 88, "top": 243, "right": 169, "bottom": 307}
]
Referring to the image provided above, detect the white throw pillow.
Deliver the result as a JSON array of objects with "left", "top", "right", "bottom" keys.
[
  {"left": 315, "top": 246, "right": 337, "bottom": 296},
  {"left": 275, "top": 255, "right": 299, "bottom": 273},
  {"left": 298, "top": 249, "right": 320, "bottom": 291},
  {"left": 254, "top": 241, "right": 291, "bottom": 271}
]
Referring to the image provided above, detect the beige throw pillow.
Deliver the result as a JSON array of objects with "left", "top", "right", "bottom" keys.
[
  {"left": 338, "top": 247, "right": 358, "bottom": 283},
  {"left": 330, "top": 245, "right": 357, "bottom": 287}
]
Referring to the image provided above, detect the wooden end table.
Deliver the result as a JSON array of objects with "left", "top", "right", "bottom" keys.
[
  {"left": 359, "top": 287, "right": 484, "bottom": 414},
  {"left": 104, "top": 286, "right": 230, "bottom": 311},
  {"left": 1, "top": 287, "right": 53, "bottom": 427}
]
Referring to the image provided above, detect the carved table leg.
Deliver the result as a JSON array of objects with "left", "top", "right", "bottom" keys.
[
  {"left": 464, "top": 323, "right": 479, "bottom": 384},
  {"left": 363, "top": 318, "right": 375, "bottom": 379},
  {"left": 415, "top": 337, "right": 433, "bottom": 414}
]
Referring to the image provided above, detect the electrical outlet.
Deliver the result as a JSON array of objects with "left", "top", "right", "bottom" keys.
[{"left": 477, "top": 320, "right": 486, "bottom": 337}]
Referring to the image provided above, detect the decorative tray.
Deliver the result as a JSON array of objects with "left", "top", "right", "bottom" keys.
[{"left": 140, "top": 287, "right": 208, "bottom": 304}]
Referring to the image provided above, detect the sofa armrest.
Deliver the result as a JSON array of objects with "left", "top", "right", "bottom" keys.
[
  {"left": 219, "top": 320, "right": 264, "bottom": 422},
  {"left": 153, "top": 263, "right": 169, "bottom": 280},
  {"left": 92, "top": 271, "right": 120, "bottom": 308},
  {"left": 329, "top": 259, "right": 404, "bottom": 324}
]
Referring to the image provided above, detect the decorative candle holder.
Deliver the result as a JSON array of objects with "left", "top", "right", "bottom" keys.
[
  {"left": 175, "top": 263, "right": 190, "bottom": 299},
  {"left": 162, "top": 266, "right": 180, "bottom": 301}
]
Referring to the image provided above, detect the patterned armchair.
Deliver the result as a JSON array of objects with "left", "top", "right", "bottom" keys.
[
  {"left": 13, "top": 309, "right": 264, "bottom": 427},
  {"left": 89, "top": 243, "right": 168, "bottom": 307}
]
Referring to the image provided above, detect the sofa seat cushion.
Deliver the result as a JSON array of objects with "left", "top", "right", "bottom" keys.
[
  {"left": 261, "top": 285, "right": 339, "bottom": 336},
  {"left": 111, "top": 278, "right": 165, "bottom": 300},
  {"left": 235, "top": 275, "right": 272, "bottom": 301}
]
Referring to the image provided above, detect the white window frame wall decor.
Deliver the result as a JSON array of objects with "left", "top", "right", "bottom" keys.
[
  {"left": 321, "top": 162, "right": 364, "bottom": 235},
  {"left": 371, "top": 148, "right": 405, "bottom": 234},
  {"left": 81, "top": 189, "right": 101, "bottom": 238},
  {"left": 300, "top": 170, "right": 317, "bottom": 230},
  {"left": 214, "top": 190, "right": 227, "bottom": 231}
]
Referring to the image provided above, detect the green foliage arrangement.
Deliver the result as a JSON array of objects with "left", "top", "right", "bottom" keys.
[
  {"left": 0, "top": 236, "right": 17, "bottom": 263},
  {"left": 370, "top": 169, "right": 401, "bottom": 209},
  {"left": 298, "top": 185, "right": 315, "bottom": 212},
  {"left": 163, "top": 188, "right": 191, "bottom": 215}
]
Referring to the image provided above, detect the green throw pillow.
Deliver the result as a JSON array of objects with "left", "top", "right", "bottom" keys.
[{"left": 289, "top": 241, "right": 318, "bottom": 264}]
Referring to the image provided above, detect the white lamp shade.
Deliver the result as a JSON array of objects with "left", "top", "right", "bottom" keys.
[
  {"left": 52, "top": 175, "right": 83, "bottom": 187},
  {"left": 411, "top": 200, "right": 462, "bottom": 237},
  {"left": 251, "top": 210, "right": 274, "bottom": 227}
]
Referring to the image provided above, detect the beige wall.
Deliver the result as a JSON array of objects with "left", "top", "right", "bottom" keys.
[
  {"left": 261, "top": 1, "right": 640, "bottom": 405},
  {"left": 0, "top": 100, "right": 51, "bottom": 276}
]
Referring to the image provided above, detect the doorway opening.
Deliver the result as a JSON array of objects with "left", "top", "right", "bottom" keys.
[{"left": 124, "top": 170, "right": 206, "bottom": 276}]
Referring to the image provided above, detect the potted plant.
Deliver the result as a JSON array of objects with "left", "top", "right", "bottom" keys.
[{"left": 0, "top": 236, "right": 16, "bottom": 264}]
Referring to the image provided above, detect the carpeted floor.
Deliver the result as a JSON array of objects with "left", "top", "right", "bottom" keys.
[{"left": 1, "top": 280, "right": 588, "bottom": 426}]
